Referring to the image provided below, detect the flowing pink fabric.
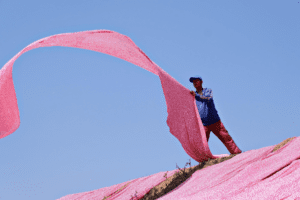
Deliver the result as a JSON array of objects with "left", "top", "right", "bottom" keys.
[
  {"left": 2, "top": 30, "right": 300, "bottom": 199},
  {"left": 0, "top": 30, "right": 228, "bottom": 162}
]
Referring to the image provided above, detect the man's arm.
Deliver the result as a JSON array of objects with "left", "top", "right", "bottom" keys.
[
  {"left": 190, "top": 89, "right": 213, "bottom": 101},
  {"left": 202, "top": 89, "right": 213, "bottom": 100},
  {"left": 201, "top": 96, "right": 211, "bottom": 100}
]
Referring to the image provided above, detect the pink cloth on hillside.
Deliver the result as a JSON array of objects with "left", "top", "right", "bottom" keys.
[
  {"left": 57, "top": 137, "right": 300, "bottom": 199},
  {"left": 0, "top": 30, "right": 228, "bottom": 162},
  {"left": 58, "top": 167, "right": 182, "bottom": 200},
  {"left": 159, "top": 137, "right": 300, "bottom": 200}
]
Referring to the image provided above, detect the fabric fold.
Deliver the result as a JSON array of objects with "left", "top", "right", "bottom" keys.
[{"left": 0, "top": 30, "right": 228, "bottom": 162}]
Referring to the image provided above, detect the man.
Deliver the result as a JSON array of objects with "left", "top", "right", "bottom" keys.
[{"left": 189, "top": 76, "right": 242, "bottom": 155}]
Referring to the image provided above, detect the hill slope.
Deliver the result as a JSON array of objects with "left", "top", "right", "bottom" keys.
[{"left": 58, "top": 136, "right": 299, "bottom": 200}]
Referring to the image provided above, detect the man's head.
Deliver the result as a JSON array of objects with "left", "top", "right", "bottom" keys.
[
  {"left": 193, "top": 79, "right": 203, "bottom": 90},
  {"left": 189, "top": 76, "right": 203, "bottom": 91}
]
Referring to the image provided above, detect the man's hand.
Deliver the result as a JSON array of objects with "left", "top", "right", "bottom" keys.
[
  {"left": 190, "top": 90, "right": 211, "bottom": 100},
  {"left": 202, "top": 96, "right": 211, "bottom": 100},
  {"left": 190, "top": 90, "right": 196, "bottom": 97}
]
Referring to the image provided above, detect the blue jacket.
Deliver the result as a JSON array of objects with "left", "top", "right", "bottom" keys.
[{"left": 195, "top": 88, "right": 220, "bottom": 126}]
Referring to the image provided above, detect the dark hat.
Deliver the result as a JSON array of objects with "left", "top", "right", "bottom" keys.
[{"left": 189, "top": 76, "right": 202, "bottom": 83}]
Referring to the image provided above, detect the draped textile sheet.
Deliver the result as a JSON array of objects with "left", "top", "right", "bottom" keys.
[
  {"left": 57, "top": 137, "right": 300, "bottom": 199},
  {"left": 0, "top": 30, "right": 229, "bottom": 162}
]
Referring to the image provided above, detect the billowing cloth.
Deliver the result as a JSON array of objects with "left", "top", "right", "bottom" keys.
[
  {"left": 0, "top": 30, "right": 229, "bottom": 163},
  {"left": 57, "top": 137, "right": 300, "bottom": 199}
]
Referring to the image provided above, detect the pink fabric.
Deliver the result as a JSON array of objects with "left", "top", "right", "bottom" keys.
[
  {"left": 57, "top": 137, "right": 300, "bottom": 199},
  {"left": 58, "top": 168, "right": 182, "bottom": 200},
  {"left": 158, "top": 137, "right": 300, "bottom": 200},
  {"left": 2, "top": 30, "right": 299, "bottom": 199},
  {"left": 0, "top": 30, "right": 227, "bottom": 162}
]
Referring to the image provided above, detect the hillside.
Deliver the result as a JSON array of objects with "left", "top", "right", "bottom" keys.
[{"left": 58, "top": 136, "right": 299, "bottom": 200}]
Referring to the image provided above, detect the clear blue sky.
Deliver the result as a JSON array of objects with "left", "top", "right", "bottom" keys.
[{"left": 0, "top": 1, "right": 299, "bottom": 199}]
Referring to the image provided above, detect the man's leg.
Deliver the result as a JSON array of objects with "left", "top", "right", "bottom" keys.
[
  {"left": 203, "top": 125, "right": 211, "bottom": 142},
  {"left": 210, "top": 120, "right": 242, "bottom": 154}
]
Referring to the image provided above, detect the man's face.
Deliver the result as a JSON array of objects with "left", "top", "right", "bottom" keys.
[{"left": 193, "top": 79, "right": 202, "bottom": 88}]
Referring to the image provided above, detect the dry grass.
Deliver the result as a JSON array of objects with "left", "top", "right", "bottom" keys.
[
  {"left": 271, "top": 136, "right": 296, "bottom": 153},
  {"left": 102, "top": 182, "right": 132, "bottom": 200},
  {"left": 140, "top": 154, "right": 238, "bottom": 200}
]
